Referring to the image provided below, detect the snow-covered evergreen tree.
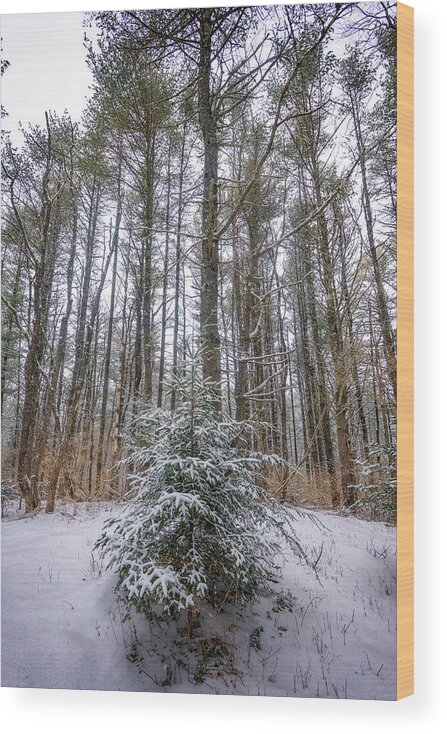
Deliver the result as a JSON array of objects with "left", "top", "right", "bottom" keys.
[
  {"left": 95, "top": 355, "right": 306, "bottom": 621},
  {"left": 352, "top": 445, "right": 397, "bottom": 522}
]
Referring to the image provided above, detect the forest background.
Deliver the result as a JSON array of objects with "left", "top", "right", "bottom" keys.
[{"left": 2, "top": 2, "right": 397, "bottom": 519}]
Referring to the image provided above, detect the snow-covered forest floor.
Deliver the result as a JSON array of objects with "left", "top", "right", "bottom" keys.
[{"left": 1, "top": 502, "right": 396, "bottom": 699}]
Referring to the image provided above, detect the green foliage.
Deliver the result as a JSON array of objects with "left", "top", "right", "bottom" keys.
[
  {"left": 340, "top": 43, "right": 374, "bottom": 98},
  {"left": 76, "top": 113, "right": 110, "bottom": 180},
  {"left": 352, "top": 445, "right": 397, "bottom": 522},
  {"left": 96, "top": 354, "right": 305, "bottom": 620}
]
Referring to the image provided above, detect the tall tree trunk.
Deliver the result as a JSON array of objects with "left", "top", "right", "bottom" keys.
[
  {"left": 1, "top": 257, "right": 22, "bottom": 415},
  {"left": 301, "top": 232, "right": 339, "bottom": 508},
  {"left": 350, "top": 93, "right": 396, "bottom": 401},
  {"left": 157, "top": 146, "right": 172, "bottom": 408},
  {"left": 35, "top": 199, "right": 78, "bottom": 481},
  {"left": 308, "top": 142, "right": 356, "bottom": 508},
  {"left": 70, "top": 181, "right": 100, "bottom": 395},
  {"left": 111, "top": 251, "right": 130, "bottom": 495},
  {"left": 143, "top": 131, "right": 156, "bottom": 402},
  {"left": 17, "top": 114, "right": 60, "bottom": 512},
  {"left": 171, "top": 120, "right": 187, "bottom": 411},
  {"left": 96, "top": 201, "right": 121, "bottom": 496},
  {"left": 336, "top": 206, "right": 370, "bottom": 461},
  {"left": 46, "top": 237, "right": 114, "bottom": 512},
  {"left": 198, "top": 8, "right": 221, "bottom": 408}
]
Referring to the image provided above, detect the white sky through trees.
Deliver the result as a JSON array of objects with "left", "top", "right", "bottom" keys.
[
  {"left": 1, "top": 12, "right": 92, "bottom": 145},
  {"left": 0, "top": 7, "right": 358, "bottom": 149}
]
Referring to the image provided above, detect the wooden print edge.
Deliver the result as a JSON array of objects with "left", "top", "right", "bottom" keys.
[{"left": 396, "top": 1, "right": 414, "bottom": 701}]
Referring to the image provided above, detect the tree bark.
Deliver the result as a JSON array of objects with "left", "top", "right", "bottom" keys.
[
  {"left": 171, "top": 119, "right": 187, "bottom": 411},
  {"left": 96, "top": 201, "right": 121, "bottom": 496},
  {"left": 198, "top": 8, "right": 221, "bottom": 409},
  {"left": 157, "top": 144, "right": 171, "bottom": 408}
]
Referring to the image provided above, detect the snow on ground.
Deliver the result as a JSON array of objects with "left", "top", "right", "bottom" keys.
[{"left": 1, "top": 502, "right": 396, "bottom": 699}]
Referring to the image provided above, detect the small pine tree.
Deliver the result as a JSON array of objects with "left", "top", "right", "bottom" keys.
[
  {"left": 352, "top": 445, "right": 397, "bottom": 522},
  {"left": 95, "top": 355, "right": 306, "bottom": 622}
]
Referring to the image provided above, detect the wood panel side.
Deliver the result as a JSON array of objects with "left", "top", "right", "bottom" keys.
[{"left": 397, "top": 1, "right": 414, "bottom": 701}]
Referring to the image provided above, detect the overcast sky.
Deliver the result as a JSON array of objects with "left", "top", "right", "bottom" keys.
[{"left": 1, "top": 12, "right": 92, "bottom": 145}]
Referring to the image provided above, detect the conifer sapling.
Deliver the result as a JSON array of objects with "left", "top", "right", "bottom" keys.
[{"left": 95, "top": 353, "right": 306, "bottom": 624}]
